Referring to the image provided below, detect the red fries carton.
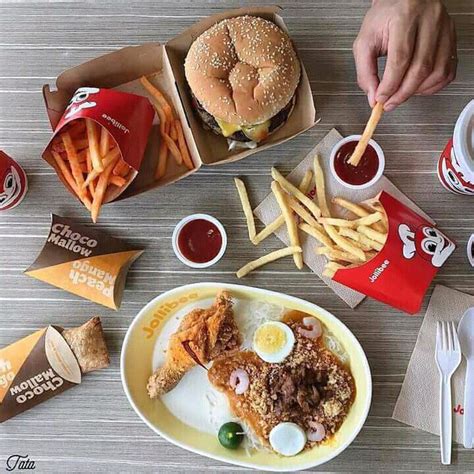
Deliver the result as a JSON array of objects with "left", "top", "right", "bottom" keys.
[
  {"left": 42, "top": 87, "right": 154, "bottom": 204},
  {"left": 333, "top": 191, "right": 456, "bottom": 314}
]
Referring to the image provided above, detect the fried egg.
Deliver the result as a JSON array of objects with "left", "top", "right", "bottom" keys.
[
  {"left": 269, "top": 422, "right": 307, "bottom": 456},
  {"left": 253, "top": 321, "right": 295, "bottom": 363}
]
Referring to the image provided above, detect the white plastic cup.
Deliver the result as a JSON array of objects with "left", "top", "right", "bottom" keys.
[
  {"left": 172, "top": 214, "right": 227, "bottom": 269},
  {"left": 329, "top": 135, "right": 385, "bottom": 190}
]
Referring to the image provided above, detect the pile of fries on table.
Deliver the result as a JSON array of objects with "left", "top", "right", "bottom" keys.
[{"left": 234, "top": 154, "right": 388, "bottom": 279}]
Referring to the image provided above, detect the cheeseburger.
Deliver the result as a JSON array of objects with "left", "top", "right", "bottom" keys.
[{"left": 184, "top": 15, "right": 301, "bottom": 145}]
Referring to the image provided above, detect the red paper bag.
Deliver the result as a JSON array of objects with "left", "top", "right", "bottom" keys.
[{"left": 43, "top": 87, "right": 154, "bottom": 202}]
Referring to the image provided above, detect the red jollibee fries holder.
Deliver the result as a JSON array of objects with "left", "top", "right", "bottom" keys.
[
  {"left": 333, "top": 191, "right": 456, "bottom": 314},
  {"left": 42, "top": 87, "right": 154, "bottom": 204}
]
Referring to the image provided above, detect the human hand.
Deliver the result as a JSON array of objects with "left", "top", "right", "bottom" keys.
[{"left": 353, "top": 0, "right": 457, "bottom": 111}]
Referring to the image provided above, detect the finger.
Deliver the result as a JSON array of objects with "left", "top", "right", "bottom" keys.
[
  {"left": 417, "top": 18, "right": 457, "bottom": 95},
  {"left": 353, "top": 36, "right": 380, "bottom": 107},
  {"left": 383, "top": 17, "right": 440, "bottom": 111},
  {"left": 375, "top": 20, "right": 417, "bottom": 106}
]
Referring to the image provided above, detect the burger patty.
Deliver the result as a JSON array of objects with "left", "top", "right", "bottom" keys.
[{"left": 191, "top": 93, "right": 296, "bottom": 142}]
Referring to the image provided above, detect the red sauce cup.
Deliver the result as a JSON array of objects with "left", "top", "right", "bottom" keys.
[
  {"left": 330, "top": 135, "right": 385, "bottom": 190},
  {"left": 172, "top": 214, "right": 227, "bottom": 268}
]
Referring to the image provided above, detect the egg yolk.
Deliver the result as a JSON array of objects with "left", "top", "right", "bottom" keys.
[{"left": 255, "top": 326, "right": 287, "bottom": 354}]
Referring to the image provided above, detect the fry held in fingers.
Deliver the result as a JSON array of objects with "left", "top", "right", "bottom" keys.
[{"left": 348, "top": 102, "right": 384, "bottom": 166}]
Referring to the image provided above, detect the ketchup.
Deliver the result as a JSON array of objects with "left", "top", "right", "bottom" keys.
[
  {"left": 178, "top": 219, "right": 223, "bottom": 264},
  {"left": 334, "top": 141, "right": 379, "bottom": 186}
]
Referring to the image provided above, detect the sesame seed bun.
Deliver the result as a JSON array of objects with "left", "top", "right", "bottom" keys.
[{"left": 184, "top": 15, "right": 301, "bottom": 128}]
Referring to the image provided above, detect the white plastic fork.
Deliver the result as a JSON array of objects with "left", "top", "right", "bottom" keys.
[{"left": 435, "top": 321, "right": 462, "bottom": 465}]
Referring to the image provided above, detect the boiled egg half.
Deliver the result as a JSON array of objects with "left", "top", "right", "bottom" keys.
[
  {"left": 269, "top": 422, "right": 307, "bottom": 456},
  {"left": 253, "top": 321, "right": 295, "bottom": 363}
]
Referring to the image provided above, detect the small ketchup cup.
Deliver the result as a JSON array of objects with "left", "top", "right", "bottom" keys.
[
  {"left": 172, "top": 214, "right": 227, "bottom": 269},
  {"left": 330, "top": 135, "right": 385, "bottom": 190}
]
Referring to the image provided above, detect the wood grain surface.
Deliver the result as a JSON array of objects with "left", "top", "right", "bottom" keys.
[{"left": 1, "top": 1, "right": 473, "bottom": 472}]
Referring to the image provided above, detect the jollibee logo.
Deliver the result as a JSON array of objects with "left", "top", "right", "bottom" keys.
[
  {"left": 398, "top": 223, "right": 455, "bottom": 268},
  {"left": 0, "top": 166, "right": 22, "bottom": 210},
  {"left": 65, "top": 87, "right": 100, "bottom": 119},
  {"left": 440, "top": 147, "right": 474, "bottom": 195},
  {"left": 142, "top": 293, "right": 199, "bottom": 338}
]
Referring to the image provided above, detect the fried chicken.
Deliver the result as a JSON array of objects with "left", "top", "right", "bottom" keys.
[{"left": 147, "top": 290, "right": 241, "bottom": 398}]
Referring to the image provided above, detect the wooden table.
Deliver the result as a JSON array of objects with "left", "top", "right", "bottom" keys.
[{"left": 1, "top": 1, "right": 473, "bottom": 471}]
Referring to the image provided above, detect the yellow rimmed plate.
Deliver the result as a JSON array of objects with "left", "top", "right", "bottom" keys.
[{"left": 120, "top": 283, "right": 372, "bottom": 471}]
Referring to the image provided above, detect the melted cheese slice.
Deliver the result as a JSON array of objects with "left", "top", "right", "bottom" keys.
[{"left": 215, "top": 118, "right": 271, "bottom": 142}]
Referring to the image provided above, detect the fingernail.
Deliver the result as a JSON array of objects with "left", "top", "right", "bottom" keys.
[
  {"left": 368, "top": 90, "right": 376, "bottom": 108},
  {"left": 376, "top": 94, "right": 388, "bottom": 104},
  {"left": 384, "top": 103, "right": 396, "bottom": 112}
]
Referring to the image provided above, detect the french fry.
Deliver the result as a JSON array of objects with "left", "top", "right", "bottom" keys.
[
  {"left": 85, "top": 118, "right": 104, "bottom": 172},
  {"left": 348, "top": 102, "right": 384, "bottom": 166},
  {"left": 85, "top": 150, "right": 95, "bottom": 197},
  {"left": 322, "top": 261, "right": 346, "bottom": 278},
  {"left": 113, "top": 159, "right": 130, "bottom": 177},
  {"left": 316, "top": 246, "right": 364, "bottom": 263},
  {"left": 332, "top": 197, "right": 369, "bottom": 217},
  {"left": 160, "top": 123, "right": 182, "bottom": 164},
  {"left": 234, "top": 178, "right": 257, "bottom": 242},
  {"left": 337, "top": 227, "right": 372, "bottom": 250},
  {"left": 313, "top": 154, "right": 330, "bottom": 217},
  {"left": 82, "top": 147, "right": 121, "bottom": 189},
  {"left": 52, "top": 137, "right": 89, "bottom": 154},
  {"left": 253, "top": 216, "right": 285, "bottom": 245},
  {"left": 359, "top": 235, "right": 383, "bottom": 251},
  {"left": 361, "top": 199, "right": 388, "bottom": 232},
  {"left": 236, "top": 246, "right": 302, "bottom": 278},
  {"left": 288, "top": 195, "right": 321, "bottom": 229},
  {"left": 319, "top": 217, "right": 356, "bottom": 228},
  {"left": 109, "top": 175, "right": 127, "bottom": 187},
  {"left": 140, "top": 76, "right": 174, "bottom": 123},
  {"left": 252, "top": 172, "right": 313, "bottom": 245},
  {"left": 299, "top": 222, "right": 334, "bottom": 249},
  {"left": 99, "top": 127, "right": 111, "bottom": 157},
  {"left": 61, "top": 132, "right": 87, "bottom": 197},
  {"left": 324, "top": 224, "right": 366, "bottom": 261},
  {"left": 156, "top": 121, "right": 170, "bottom": 179},
  {"left": 170, "top": 121, "right": 178, "bottom": 141},
  {"left": 356, "top": 212, "right": 382, "bottom": 227},
  {"left": 175, "top": 119, "right": 193, "bottom": 170},
  {"left": 271, "top": 181, "right": 303, "bottom": 270},
  {"left": 271, "top": 167, "right": 321, "bottom": 219},
  {"left": 357, "top": 225, "right": 387, "bottom": 245},
  {"left": 319, "top": 212, "right": 382, "bottom": 228},
  {"left": 91, "top": 155, "right": 120, "bottom": 223},
  {"left": 51, "top": 150, "right": 91, "bottom": 211},
  {"left": 299, "top": 170, "right": 313, "bottom": 195}
]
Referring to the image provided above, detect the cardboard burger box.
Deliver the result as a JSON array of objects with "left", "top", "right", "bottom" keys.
[{"left": 42, "top": 6, "right": 317, "bottom": 204}]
